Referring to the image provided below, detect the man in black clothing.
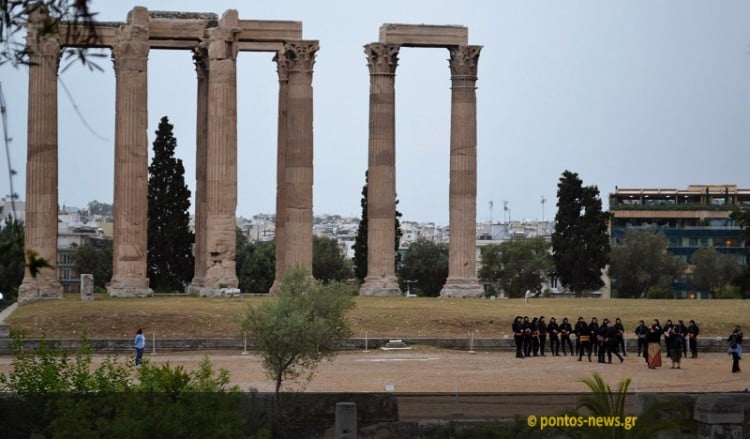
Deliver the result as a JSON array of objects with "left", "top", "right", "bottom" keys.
[
  {"left": 577, "top": 320, "right": 593, "bottom": 362},
  {"left": 663, "top": 319, "right": 674, "bottom": 358},
  {"left": 588, "top": 317, "right": 600, "bottom": 356},
  {"left": 614, "top": 317, "right": 626, "bottom": 356},
  {"left": 687, "top": 320, "right": 700, "bottom": 358},
  {"left": 606, "top": 322, "right": 624, "bottom": 363},
  {"left": 597, "top": 319, "right": 609, "bottom": 363},
  {"left": 547, "top": 317, "right": 560, "bottom": 356},
  {"left": 530, "top": 317, "right": 540, "bottom": 356},
  {"left": 560, "top": 317, "right": 574, "bottom": 356},
  {"left": 634, "top": 320, "right": 649, "bottom": 357},
  {"left": 522, "top": 316, "right": 532, "bottom": 357},
  {"left": 512, "top": 315, "right": 524, "bottom": 358}
]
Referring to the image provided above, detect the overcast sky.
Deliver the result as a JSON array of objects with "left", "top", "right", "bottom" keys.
[{"left": 2, "top": 1, "right": 749, "bottom": 225}]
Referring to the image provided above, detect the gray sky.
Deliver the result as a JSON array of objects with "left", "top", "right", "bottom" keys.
[{"left": 2, "top": 0, "right": 749, "bottom": 225}]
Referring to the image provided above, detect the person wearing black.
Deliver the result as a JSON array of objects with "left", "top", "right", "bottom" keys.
[
  {"left": 547, "top": 317, "right": 560, "bottom": 356},
  {"left": 614, "top": 317, "right": 626, "bottom": 356},
  {"left": 588, "top": 317, "right": 600, "bottom": 356},
  {"left": 670, "top": 325, "right": 684, "bottom": 369},
  {"left": 530, "top": 317, "right": 540, "bottom": 356},
  {"left": 574, "top": 317, "right": 587, "bottom": 357},
  {"left": 634, "top": 320, "right": 649, "bottom": 357},
  {"left": 677, "top": 320, "right": 688, "bottom": 358},
  {"left": 687, "top": 320, "right": 700, "bottom": 358},
  {"left": 538, "top": 316, "right": 548, "bottom": 356},
  {"left": 729, "top": 325, "right": 743, "bottom": 373},
  {"left": 512, "top": 315, "right": 525, "bottom": 358},
  {"left": 577, "top": 320, "right": 593, "bottom": 362},
  {"left": 663, "top": 319, "right": 674, "bottom": 358},
  {"left": 560, "top": 317, "right": 574, "bottom": 356},
  {"left": 597, "top": 319, "right": 609, "bottom": 363},
  {"left": 522, "top": 316, "right": 532, "bottom": 357},
  {"left": 606, "top": 322, "right": 624, "bottom": 363}
]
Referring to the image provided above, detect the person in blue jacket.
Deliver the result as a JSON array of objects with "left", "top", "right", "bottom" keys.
[{"left": 134, "top": 328, "right": 146, "bottom": 366}]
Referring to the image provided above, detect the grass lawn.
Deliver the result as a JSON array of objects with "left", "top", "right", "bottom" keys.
[{"left": 5, "top": 293, "right": 748, "bottom": 340}]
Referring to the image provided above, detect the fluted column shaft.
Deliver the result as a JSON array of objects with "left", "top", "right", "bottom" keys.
[
  {"left": 188, "top": 46, "right": 209, "bottom": 293},
  {"left": 18, "top": 7, "right": 63, "bottom": 303},
  {"left": 281, "top": 41, "right": 318, "bottom": 275},
  {"left": 201, "top": 10, "right": 240, "bottom": 294},
  {"left": 271, "top": 51, "right": 288, "bottom": 292},
  {"left": 108, "top": 7, "right": 152, "bottom": 297},
  {"left": 441, "top": 45, "right": 483, "bottom": 298},
  {"left": 360, "top": 43, "right": 401, "bottom": 296}
]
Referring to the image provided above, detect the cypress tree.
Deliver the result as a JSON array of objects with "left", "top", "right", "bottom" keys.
[
  {"left": 353, "top": 171, "right": 403, "bottom": 282},
  {"left": 147, "top": 116, "right": 194, "bottom": 291},
  {"left": 551, "top": 170, "right": 610, "bottom": 295}
]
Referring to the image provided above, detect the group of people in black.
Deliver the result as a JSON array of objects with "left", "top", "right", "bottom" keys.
[
  {"left": 511, "top": 316, "right": 703, "bottom": 366},
  {"left": 634, "top": 319, "right": 700, "bottom": 369},
  {"left": 511, "top": 315, "right": 627, "bottom": 364}
]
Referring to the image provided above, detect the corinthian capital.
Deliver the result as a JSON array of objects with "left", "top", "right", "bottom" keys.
[
  {"left": 448, "top": 45, "right": 482, "bottom": 78},
  {"left": 283, "top": 41, "right": 319, "bottom": 74},
  {"left": 112, "top": 23, "right": 149, "bottom": 73},
  {"left": 364, "top": 43, "right": 399, "bottom": 75}
]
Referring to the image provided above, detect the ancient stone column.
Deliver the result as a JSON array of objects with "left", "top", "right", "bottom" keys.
[
  {"left": 441, "top": 45, "right": 484, "bottom": 298},
  {"left": 188, "top": 45, "right": 209, "bottom": 295},
  {"left": 270, "top": 51, "right": 288, "bottom": 293},
  {"left": 281, "top": 41, "right": 318, "bottom": 276},
  {"left": 200, "top": 10, "right": 241, "bottom": 296},
  {"left": 18, "top": 6, "right": 63, "bottom": 303},
  {"left": 359, "top": 43, "right": 401, "bottom": 296},
  {"left": 108, "top": 7, "right": 152, "bottom": 297}
]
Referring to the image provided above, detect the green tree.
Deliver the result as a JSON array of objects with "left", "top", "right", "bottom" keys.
[
  {"left": 608, "top": 230, "right": 685, "bottom": 298},
  {"left": 242, "top": 266, "right": 355, "bottom": 395},
  {"left": 398, "top": 237, "right": 449, "bottom": 297},
  {"left": 73, "top": 239, "right": 112, "bottom": 290},
  {"left": 551, "top": 170, "right": 610, "bottom": 296},
  {"left": 352, "top": 171, "right": 403, "bottom": 282},
  {"left": 690, "top": 247, "right": 742, "bottom": 296},
  {"left": 147, "top": 116, "right": 194, "bottom": 292},
  {"left": 730, "top": 208, "right": 750, "bottom": 296},
  {"left": 237, "top": 239, "right": 276, "bottom": 294},
  {"left": 0, "top": 216, "right": 24, "bottom": 301},
  {"left": 313, "top": 235, "right": 351, "bottom": 283},
  {"left": 479, "top": 237, "right": 553, "bottom": 298}
]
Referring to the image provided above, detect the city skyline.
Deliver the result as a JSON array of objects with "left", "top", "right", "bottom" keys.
[{"left": 2, "top": 1, "right": 749, "bottom": 226}]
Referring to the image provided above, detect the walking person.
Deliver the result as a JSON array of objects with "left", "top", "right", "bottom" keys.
[
  {"left": 614, "top": 317, "right": 626, "bottom": 356},
  {"left": 677, "top": 320, "right": 688, "bottom": 359},
  {"left": 577, "top": 321, "right": 593, "bottom": 362},
  {"left": 729, "top": 325, "right": 743, "bottom": 373},
  {"left": 134, "top": 328, "right": 146, "bottom": 367},
  {"left": 688, "top": 320, "right": 700, "bottom": 358},
  {"left": 606, "top": 322, "right": 624, "bottom": 364}
]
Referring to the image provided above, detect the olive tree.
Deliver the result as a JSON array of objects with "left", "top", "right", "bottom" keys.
[{"left": 242, "top": 266, "right": 355, "bottom": 395}]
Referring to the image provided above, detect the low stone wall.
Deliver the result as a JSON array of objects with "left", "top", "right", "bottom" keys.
[{"left": 0, "top": 336, "right": 737, "bottom": 355}]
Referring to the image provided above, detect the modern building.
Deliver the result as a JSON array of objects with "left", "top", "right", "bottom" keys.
[{"left": 608, "top": 184, "right": 749, "bottom": 297}]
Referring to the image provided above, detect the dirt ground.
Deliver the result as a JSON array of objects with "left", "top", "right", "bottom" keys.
[{"left": 3, "top": 345, "right": 739, "bottom": 394}]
